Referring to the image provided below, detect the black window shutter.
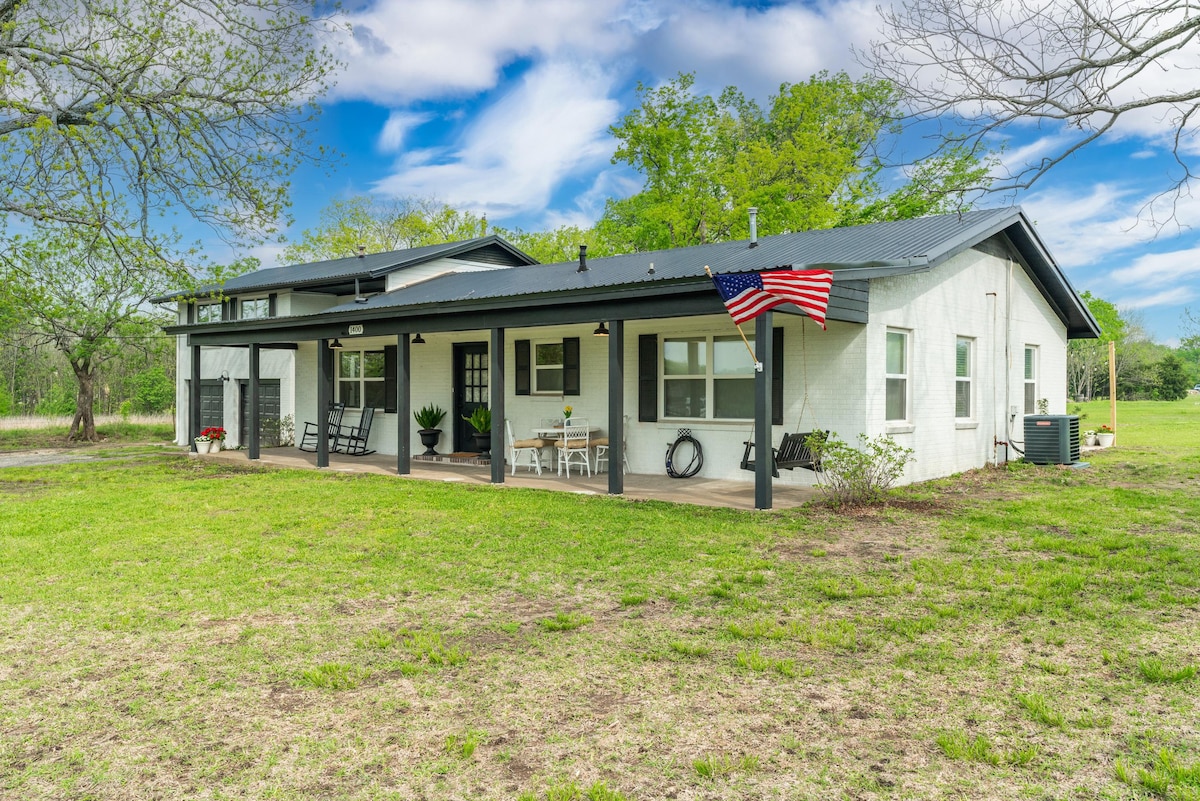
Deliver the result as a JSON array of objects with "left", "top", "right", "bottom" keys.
[
  {"left": 638, "top": 334, "right": 658, "bottom": 422},
  {"left": 383, "top": 345, "right": 397, "bottom": 413},
  {"left": 268, "top": 293, "right": 277, "bottom": 317},
  {"left": 221, "top": 300, "right": 231, "bottom": 321},
  {"left": 562, "top": 337, "right": 580, "bottom": 396},
  {"left": 515, "top": 340, "right": 531, "bottom": 395},
  {"left": 772, "top": 326, "right": 784, "bottom": 426},
  {"left": 186, "top": 302, "right": 195, "bottom": 324}
]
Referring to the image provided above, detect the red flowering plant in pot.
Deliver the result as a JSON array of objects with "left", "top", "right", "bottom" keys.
[{"left": 197, "top": 426, "right": 227, "bottom": 452}]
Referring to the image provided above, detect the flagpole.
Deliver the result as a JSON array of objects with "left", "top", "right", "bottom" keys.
[{"left": 706, "top": 265, "right": 762, "bottom": 370}]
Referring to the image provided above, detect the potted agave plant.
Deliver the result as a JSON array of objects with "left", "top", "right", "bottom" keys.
[
  {"left": 463, "top": 406, "right": 492, "bottom": 456},
  {"left": 414, "top": 403, "right": 447, "bottom": 455}
]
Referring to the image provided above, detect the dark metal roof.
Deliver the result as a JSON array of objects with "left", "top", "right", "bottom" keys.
[
  {"left": 320, "top": 207, "right": 1098, "bottom": 338},
  {"left": 152, "top": 235, "right": 538, "bottom": 302},
  {"left": 165, "top": 207, "right": 1100, "bottom": 341}
]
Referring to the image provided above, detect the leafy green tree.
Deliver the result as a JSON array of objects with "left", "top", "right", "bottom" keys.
[
  {"left": 1067, "top": 292, "right": 1125, "bottom": 400},
  {"left": 598, "top": 72, "right": 991, "bottom": 251},
  {"left": 490, "top": 225, "right": 619, "bottom": 264},
  {"left": 1155, "top": 354, "right": 1189, "bottom": 401},
  {"left": 132, "top": 367, "right": 176, "bottom": 414},
  {"left": 0, "top": 0, "right": 338, "bottom": 253},
  {"left": 4, "top": 229, "right": 175, "bottom": 440},
  {"left": 282, "top": 197, "right": 489, "bottom": 263}
]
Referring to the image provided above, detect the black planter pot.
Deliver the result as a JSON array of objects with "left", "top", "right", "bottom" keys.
[
  {"left": 418, "top": 428, "right": 442, "bottom": 455},
  {"left": 472, "top": 432, "right": 491, "bottom": 457}
]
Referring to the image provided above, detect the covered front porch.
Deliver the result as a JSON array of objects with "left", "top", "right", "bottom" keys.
[{"left": 196, "top": 446, "right": 822, "bottom": 511}]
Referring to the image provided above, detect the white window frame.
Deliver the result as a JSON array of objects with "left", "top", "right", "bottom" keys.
[
  {"left": 660, "top": 334, "right": 756, "bottom": 421},
  {"left": 1024, "top": 345, "right": 1038, "bottom": 415},
  {"left": 532, "top": 340, "right": 565, "bottom": 395},
  {"left": 196, "top": 302, "right": 222, "bottom": 323},
  {"left": 955, "top": 336, "right": 973, "bottom": 420},
  {"left": 336, "top": 349, "right": 386, "bottom": 410},
  {"left": 885, "top": 328, "right": 911, "bottom": 423},
  {"left": 240, "top": 296, "right": 270, "bottom": 320}
]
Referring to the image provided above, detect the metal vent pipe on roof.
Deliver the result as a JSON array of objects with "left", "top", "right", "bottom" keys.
[
  {"left": 357, "top": 245, "right": 365, "bottom": 258},
  {"left": 748, "top": 207, "right": 758, "bottom": 248},
  {"left": 577, "top": 244, "right": 588, "bottom": 272}
]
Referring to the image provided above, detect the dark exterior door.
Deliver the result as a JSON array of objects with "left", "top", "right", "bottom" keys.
[
  {"left": 199, "top": 381, "right": 224, "bottom": 429},
  {"left": 238, "top": 380, "right": 282, "bottom": 446},
  {"left": 453, "top": 342, "right": 488, "bottom": 452}
]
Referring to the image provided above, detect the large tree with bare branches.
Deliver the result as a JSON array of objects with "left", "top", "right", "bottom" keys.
[{"left": 867, "top": 0, "right": 1200, "bottom": 209}]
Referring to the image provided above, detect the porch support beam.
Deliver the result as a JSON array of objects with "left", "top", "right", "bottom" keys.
[
  {"left": 189, "top": 345, "right": 201, "bottom": 452},
  {"left": 397, "top": 333, "right": 411, "bottom": 475},
  {"left": 248, "top": 343, "right": 261, "bottom": 460},
  {"left": 490, "top": 327, "right": 505, "bottom": 484},
  {"left": 754, "top": 312, "right": 774, "bottom": 510},
  {"left": 607, "top": 319, "right": 624, "bottom": 495},
  {"left": 316, "top": 338, "right": 332, "bottom": 468}
]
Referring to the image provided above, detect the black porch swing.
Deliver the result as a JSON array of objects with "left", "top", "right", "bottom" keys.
[{"left": 740, "top": 321, "right": 827, "bottom": 477}]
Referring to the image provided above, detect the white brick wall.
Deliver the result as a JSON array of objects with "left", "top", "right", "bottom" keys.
[
  {"left": 176, "top": 239, "right": 1071, "bottom": 485},
  {"left": 867, "top": 243, "right": 1069, "bottom": 483}
]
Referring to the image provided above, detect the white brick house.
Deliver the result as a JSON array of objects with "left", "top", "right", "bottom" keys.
[{"left": 161, "top": 208, "right": 1099, "bottom": 508}]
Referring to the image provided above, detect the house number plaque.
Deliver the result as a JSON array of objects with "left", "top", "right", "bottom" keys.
[{"left": 347, "top": 324, "right": 364, "bottom": 336}]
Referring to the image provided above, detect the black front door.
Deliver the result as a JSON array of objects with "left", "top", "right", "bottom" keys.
[
  {"left": 453, "top": 342, "right": 488, "bottom": 452},
  {"left": 238, "top": 380, "right": 281, "bottom": 446}
]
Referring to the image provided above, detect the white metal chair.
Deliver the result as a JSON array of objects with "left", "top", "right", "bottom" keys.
[
  {"left": 555, "top": 419, "right": 591, "bottom": 478},
  {"left": 506, "top": 419, "right": 549, "bottom": 476},
  {"left": 593, "top": 415, "right": 630, "bottom": 474}
]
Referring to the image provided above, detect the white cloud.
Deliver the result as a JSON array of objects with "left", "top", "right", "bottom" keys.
[
  {"left": 1109, "top": 248, "right": 1200, "bottom": 288},
  {"left": 377, "top": 111, "right": 434, "bottom": 154},
  {"left": 1116, "top": 286, "right": 1196, "bottom": 310},
  {"left": 635, "top": 0, "right": 877, "bottom": 98},
  {"left": 330, "top": 0, "right": 630, "bottom": 104},
  {"left": 370, "top": 60, "right": 620, "bottom": 220}
]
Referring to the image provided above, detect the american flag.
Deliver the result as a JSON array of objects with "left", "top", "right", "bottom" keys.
[{"left": 710, "top": 268, "right": 834, "bottom": 328}]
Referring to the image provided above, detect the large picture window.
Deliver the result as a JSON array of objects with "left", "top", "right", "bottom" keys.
[
  {"left": 955, "top": 337, "right": 973, "bottom": 419},
  {"left": 886, "top": 329, "right": 909, "bottom": 422},
  {"left": 1024, "top": 345, "right": 1038, "bottom": 414},
  {"left": 338, "top": 350, "right": 386, "bottom": 409},
  {"left": 533, "top": 342, "right": 564, "bottom": 393},
  {"left": 662, "top": 335, "right": 755, "bottom": 419}
]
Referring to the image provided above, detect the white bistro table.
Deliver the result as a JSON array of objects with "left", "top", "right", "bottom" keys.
[{"left": 531, "top": 424, "right": 601, "bottom": 476}]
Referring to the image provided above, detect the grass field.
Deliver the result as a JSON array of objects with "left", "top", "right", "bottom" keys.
[{"left": 1, "top": 400, "right": 1198, "bottom": 800}]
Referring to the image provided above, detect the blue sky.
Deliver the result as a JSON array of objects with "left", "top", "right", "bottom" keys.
[{"left": 232, "top": 0, "right": 1195, "bottom": 344}]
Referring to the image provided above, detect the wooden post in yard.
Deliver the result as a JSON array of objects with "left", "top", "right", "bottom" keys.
[{"left": 1109, "top": 340, "right": 1117, "bottom": 444}]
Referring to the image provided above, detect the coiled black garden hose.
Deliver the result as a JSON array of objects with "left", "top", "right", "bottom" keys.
[{"left": 665, "top": 429, "right": 703, "bottom": 479}]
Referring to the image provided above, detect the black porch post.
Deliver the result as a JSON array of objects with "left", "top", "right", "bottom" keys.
[
  {"left": 754, "top": 312, "right": 773, "bottom": 510},
  {"left": 608, "top": 319, "right": 625, "bottom": 495},
  {"left": 316, "top": 339, "right": 331, "bottom": 468},
  {"left": 248, "top": 344, "right": 261, "bottom": 460},
  {"left": 189, "top": 344, "right": 201, "bottom": 452},
  {"left": 490, "top": 327, "right": 505, "bottom": 484},
  {"left": 397, "top": 333, "right": 411, "bottom": 475}
]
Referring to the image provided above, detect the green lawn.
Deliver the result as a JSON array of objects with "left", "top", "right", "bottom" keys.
[{"left": 2, "top": 400, "right": 1199, "bottom": 800}]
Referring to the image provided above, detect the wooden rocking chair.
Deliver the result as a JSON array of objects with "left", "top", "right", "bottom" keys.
[
  {"left": 299, "top": 402, "right": 345, "bottom": 452},
  {"left": 336, "top": 406, "right": 376, "bottom": 456}
]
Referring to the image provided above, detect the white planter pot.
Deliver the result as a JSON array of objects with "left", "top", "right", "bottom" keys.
[
  {"left": 210, "top": 440, "right": 222, "bottom": 453},
  {"left": 1096, "top": 433, "right": 1115, "bottom": 448},
  {"left": 194, "top": 439, "right": 212, "bottom": 454}
]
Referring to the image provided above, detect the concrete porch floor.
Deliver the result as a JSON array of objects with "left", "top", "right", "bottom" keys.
[{"left": 200, "top": 447, "right": 821, "bottom": 511}]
